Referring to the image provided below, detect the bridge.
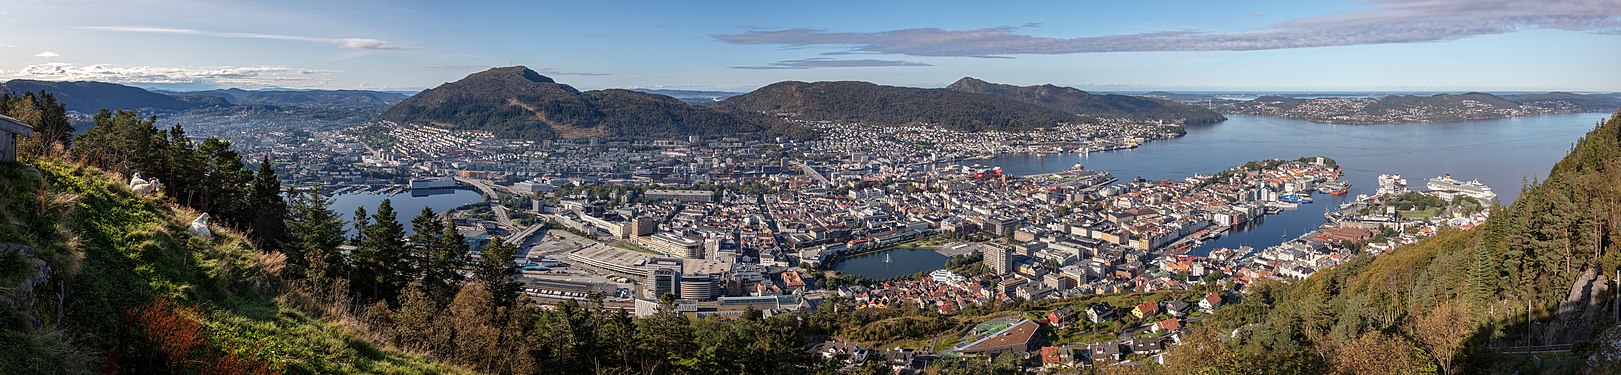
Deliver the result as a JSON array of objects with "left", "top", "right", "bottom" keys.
[
  {"left": 454, "top": 176, "right": 513, "bottom": 228},
  {"left": 792, "top": 161, "right": 830, "bottom": 186}
]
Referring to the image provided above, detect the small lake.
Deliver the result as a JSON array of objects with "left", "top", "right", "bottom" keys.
[
  {"left": 330, "top": 188, "right": 484, "bottom": 235},
  {"left": 834, "top": 247, "right": 950, "bottom": 280}
]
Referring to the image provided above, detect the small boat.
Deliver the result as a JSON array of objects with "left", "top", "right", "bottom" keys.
[
  {"left": 1280, "top": 193, "right": 1314, "bottom": 203},
  {"left": 883, "top": 253, "right": 892, "bottom": 263}
]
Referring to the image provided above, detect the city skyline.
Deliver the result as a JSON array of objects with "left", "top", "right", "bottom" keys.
[{"left": 0, "top": 0, "right": 1618, "bottom": 91}]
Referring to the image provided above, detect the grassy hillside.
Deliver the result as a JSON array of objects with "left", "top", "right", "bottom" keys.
[
  {"left": 1139, "top": 111, "right": 1621, "bottom": 374},
  {"left": 0, "top": 160, "right": 464, "bottom": 374}
]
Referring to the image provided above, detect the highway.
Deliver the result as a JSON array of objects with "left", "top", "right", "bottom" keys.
[{"left": 455, "top": 176, "right": 514, "bottom": 228}]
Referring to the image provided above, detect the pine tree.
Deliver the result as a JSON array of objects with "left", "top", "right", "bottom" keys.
[
  {"left": 426, "top": 218, "right": 469, "bottom": 303},
  {"left": 351, "top": 206, "right": 369, "bottom": 244},
  {"left": 356, "top": 199, "right": 407, "bottom": 303},
  {"left": 287, "top": 186, "right": 348, "bottom": 281},
  {"left": 247, "top": 156, "right": 291, "bottom": 253},
  {"left": 475, "top": 237, "right": 520, "bottom": 309},
  {"left": 407, "top": 207, "right": 443, "bottom": 286}
]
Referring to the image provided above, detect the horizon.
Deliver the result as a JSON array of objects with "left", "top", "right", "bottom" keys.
[{"left": 0, "top": 1, "right": 1617, "bottom": 92}]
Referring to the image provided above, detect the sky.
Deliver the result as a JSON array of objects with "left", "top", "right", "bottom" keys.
[{"left": 1, "top": 0, "right": 1618, "bottom": 92}]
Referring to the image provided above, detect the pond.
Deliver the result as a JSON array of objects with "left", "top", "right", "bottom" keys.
[{"left": 833, "top": 247, "right": 950, "bottom": 280}]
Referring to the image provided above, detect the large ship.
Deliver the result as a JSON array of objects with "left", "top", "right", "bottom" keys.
[
  {"left": 1280, "top": 193, "right": 1314, "bottom": 203},
  {"left": 1427, "top": 174, "right": 1497, "bottom": 201}
]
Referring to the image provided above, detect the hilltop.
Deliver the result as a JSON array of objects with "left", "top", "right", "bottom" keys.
[
  {"left": 945, "top": 77, "right": 1227, "bottom": 124},
  {"left": 715, "top": 80, "right": 1082, "bottom": 132},
  {"left": 377, "top": 66, "right": 799, "bottom": 140}
]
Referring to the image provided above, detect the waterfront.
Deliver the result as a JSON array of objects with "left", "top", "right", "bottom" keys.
[
  {"left": 330, "top": 188, "right": 484, "bottom": 235},
  {"left": 980, "top": 113, "right": 1613, "bottom": 255},
  {"left": 833, "top": 247, "right": 950, "bottom": 280}
]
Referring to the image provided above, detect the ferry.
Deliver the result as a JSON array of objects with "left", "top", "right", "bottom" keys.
[
  {"left": 1279, "top": 193, "right": 1314, "bottom": 203},
  {"left": 1316, "top": 182, "right": 1350, "bottom": 196}
]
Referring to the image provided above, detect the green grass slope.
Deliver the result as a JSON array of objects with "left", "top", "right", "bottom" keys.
[{"left": 0, "top": 161, "right": 465, "bottom": 374}]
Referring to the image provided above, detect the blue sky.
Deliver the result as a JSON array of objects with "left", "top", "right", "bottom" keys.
[{"left": 1, "top": 0, "right": 1618, "bottom": 92}]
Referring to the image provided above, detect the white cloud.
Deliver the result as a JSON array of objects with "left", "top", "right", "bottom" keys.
[
  {"left": 6, "top": 63, "right": 335, "bottom": 87},
  {"left": 79, "top": 25, "right": 409, "bottom": 50},
  {"left": 33, "top": 51, "right": 60, "bottom": 57},
  {"left": 715, "top": 0, "right": 1621, "bottom": 56}
]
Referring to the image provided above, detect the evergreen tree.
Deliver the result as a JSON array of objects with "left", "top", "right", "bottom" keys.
[
  {"left": 246, "top": 156, "right": 291, "bottom": 253},
  {"left": 195, "top": 138, "right": 250, "bottom": 226},
  {"left": 474, "top": 237, "right": 520, "bottom": 309},
  {"left": 355, "top": 199, "right": 407, "bottom": 303},
  {"left": 407, "top": 207, "right": 443, "bottom": 286},
  {"left": 163, "top": 125, "right": 203, "bottom": 206},
  {"left": 351, "top": 206, "right": 369, "bottom": 244},
  {"left": 426, "top": 218, "right": 470, "bottom": 303},
  {"left": 287, "top": 186, "right": 348, "bottom": 281}
]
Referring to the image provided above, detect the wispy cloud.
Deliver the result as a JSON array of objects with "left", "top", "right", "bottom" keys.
[
  {"left": 33, "top": 51, "right": 59, "bottom": 57},
  {"left": 714, "top": 0, "right": 1621, "bottom": 56},
  {"left": 5, "top": 63, "right": 334, "bottom": 87},
  {"left": 536, "top": 68, "right": 612, "bottom": 76},
  {"left": 733, "top": 58, "right": 931, "bottom": 70},
  {"left": 79, "top": 25, "right": 410, "bottom": 50}
]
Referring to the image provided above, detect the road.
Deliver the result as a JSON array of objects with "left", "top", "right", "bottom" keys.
[
  {"left": 455, "top": 177, "right": 514, "bottom": 228},
  {"left": 792, "top": 161, "right": 830, "bottom": 186}
]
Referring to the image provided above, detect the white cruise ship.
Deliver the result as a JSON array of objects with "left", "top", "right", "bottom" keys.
[{"left": 1427, "top": 174, "right": 1496, "bottom": 201}]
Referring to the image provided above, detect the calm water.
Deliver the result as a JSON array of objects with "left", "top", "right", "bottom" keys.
[
  {"left": 834, "top": 247, "right": 950, "bottom": 280},
  {"left": 981, "top": 113, "right": 1614, "bottom": 255},
  {"left": 331, "top": 188, "right": 484, "bottom": 235}
]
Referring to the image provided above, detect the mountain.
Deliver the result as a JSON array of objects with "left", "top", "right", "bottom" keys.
[
  {"left": 945, "top": 78, "right": 1227, "bottom": 124},
  {"left": 1146, "top": 111, "right": 1621, "bottom": 374},
  {"left": 378, "top": 66, "right": 797, "bottom": 140},
  {"left": 715, "top": 80, "right": 1080, "bottom": 132},
  {"left": 0, "top": 79, "right": 223, "bottom": 113},
  {"left": 173, "top": 88, "right": 409, "bottom": 108}
]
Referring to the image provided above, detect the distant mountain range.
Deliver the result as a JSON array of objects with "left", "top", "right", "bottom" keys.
[
  {"left": 167, "top": 88, "right": 409, "bottom": 108},
  {"left": 377, "top": 66, "right": 801, "bottom": 140},
  {"left": 0, "top": 80, "right": 224, "bottom": 113},
  {"left": 1211, "top": 92, "right": 1621, "bottom": 123},
  {"left": 945, "top": 78, "right": 1226, "bottom": 124}
]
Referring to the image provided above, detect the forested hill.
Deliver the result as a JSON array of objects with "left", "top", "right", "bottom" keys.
[
  {"left": 715, "top": 80, "right": 1082, "bottom": 132},
  {"left": 1140, "top": 111, "right": 1621, "bottom": 374},
  {"left": 944, "top": 77, "right": 1228, "bottom": 124},
  {"left": 0, "top": 79, "right": 224, "bottom": 112},
  {"left": 377, "top": 66, "right": 803, "bottom": 140}
]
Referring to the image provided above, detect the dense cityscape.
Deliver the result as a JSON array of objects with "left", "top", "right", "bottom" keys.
[{"left": 3, "top": 1, "right": 1620, "bottom": 374}]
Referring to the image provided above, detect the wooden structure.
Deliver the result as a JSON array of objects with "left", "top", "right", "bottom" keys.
[{"left": 0, "top": 115, "right": 34, "bottom": 163}]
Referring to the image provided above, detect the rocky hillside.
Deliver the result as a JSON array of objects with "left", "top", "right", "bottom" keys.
[{"left": 945, "top": 77, "right": 1227, "bottom": 124}]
